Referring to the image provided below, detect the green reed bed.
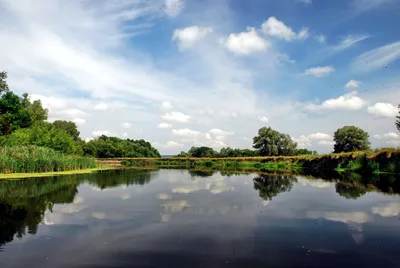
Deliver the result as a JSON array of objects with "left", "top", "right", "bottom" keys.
[{"left": 0, "top": 146, "right": 97, "bottom": 174}]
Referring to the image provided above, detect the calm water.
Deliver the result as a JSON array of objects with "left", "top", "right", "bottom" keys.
[{"left": 1, "top": 169, "right": 400, "bottom": 268}]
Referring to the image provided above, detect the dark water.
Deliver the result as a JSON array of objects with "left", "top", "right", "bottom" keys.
[{"left": 1, "top": 169, "right": 400, "bottom": 268}]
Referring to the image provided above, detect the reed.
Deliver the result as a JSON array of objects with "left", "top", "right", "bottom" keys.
[{"left": 0, "top": 146, "right": 97, "bottom": 174}]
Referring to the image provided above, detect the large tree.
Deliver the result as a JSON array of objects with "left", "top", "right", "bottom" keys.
[
  {"left": 0, "top": 91, "right": 32, "bottom": 135},
  {"left": 333, "top": 126, "right": 370, "bottom": 153},
  {"left": 52, "top": 120, "right": 80, "bottom": 141},
  {"left": 253, "top": 127, "right": 297, "bottom": 156},
  {"left": 396, "top": 105, "right": 400, "bottom": 133}
]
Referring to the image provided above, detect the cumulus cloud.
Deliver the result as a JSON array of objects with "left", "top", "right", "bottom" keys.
[
  {"left": 304, "top": 66, "right": 335, "bottom": 77},
  {"left": 161, "top": 101, "right": 173, "bottom": 110},
  {"left": 172, "top": 128, "right": 202, "bottom": 138},
  {"left": 121, "top": 122, "right": 131, "bottom": 128},
  {"left": 92, "top": 130, "right": 115, "bottom": 137},
  {"left": 261, "top": 17, "right": 309, "bottom": 41},
  {"left": 352, "top": 41, "right": 400, "bottom": 72},
  {"left": 258, "top": 116, "right": 269, "bottom": 123},
  {"left": 72, "top": 118, "right": 86, "bottom": 125},
  {"left": 309, "top": 133, "right": 332, "bottom": 140},
  {"left": 207, "top": 128, "right": 234, "bottom": 141},
  {"left": 315, "top": 35, "right": 325, "bottom": 43},
  {"left": 371, "top": 203, "right": 400, "bottom": 217},
  {"left": 345, "top": 80, "right": 361, "bottom": 89},
  {"left": 164, "top": 141, "right": 184, "bottom": 148},
  {"left": 162, "top": 112, "right": 191, "bottom": 123},
  {"left": 367, "top": 103, "right": 398, "bottom": 117},
  {"left": 222, "top": 27, "right": 271, "bottom": 55},
  {"left": 318, "top": 140, "right": 335, "bottom": 145},
  {"left": 94, "top": 103, "right": 108, "bottom": 110},
  {"left": 158, "top": 122, "right": 172, "bottom": 129},
  {"left": 305, "top": 91, "right": 365, "bottom": 111},
  {"left": 172, "top": 26, "right": 213, "bottom": 49},
  {"left": 292, "top": 135, "right": 312, "bottom": 148},
  {"left": 163, "top": 0, "right": 184, "bottom": 17},
  {"left": 374, "top": 132, "right": 400, "bottom": 140}
]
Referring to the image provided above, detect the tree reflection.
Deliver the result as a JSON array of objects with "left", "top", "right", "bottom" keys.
[
  {"left": 0, "top": 170, "right": 153, "bottom": 250},
  {"left": 253, "top": 174, "right": 297, "bottom": 201},
  {"left": 188, "top": 169, "right": 216, "bottom": 178},
  {"left": 335, "top": 182, "right": 367, "bottom": 200}
]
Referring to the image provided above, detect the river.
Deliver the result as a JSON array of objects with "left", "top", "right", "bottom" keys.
[{"left": 1, "top": 169, "right": 399, "bottom": 267}]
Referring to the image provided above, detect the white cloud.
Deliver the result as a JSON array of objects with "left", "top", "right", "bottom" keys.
[
  {"left": 163, "top": 0, "right": 184, "bottom": 17},
  {"left": 162, "top": 111, "right": 191, "bottom": 123},
  {"left": 258, "top": 116, "right": 269, "bottom": 123},
  {"left": 292, "top": 135, "right": 312, "bottom": 148},
  {"left": 318, "top": 140, "right": 335, "bottom": 145},
  {"left": 94, "top": 103, "right": 108, "bottom": 110},
  {"left": 305, "top": 91, "right": 365, "bottom": 111},
  {"left": 309, "top": 133, "right": 332, "bottom": 140},
  {"left": 352, "top": 0, "right": 394, "bottom": 13},
  {"left": 208, "top": 128, "right": 234, "bottom": 141},
  {"left": 164, "top": 141, "right": 184, "bottom": 148},
  {"left": 334, "top": 35, "right": 370, "bottom": 51},
  {"left": 387, "top": 140, "right": 400, "bottom": 147},
  {"left": 345, "top": 80, "right": 361, "bottom": 89},
  {"left": 352, "top": 41, "right": 400, "bottom": 72},
  {"left": 63, "top": 108, "right": 86, "bottom": 117},
  {"left": 121, "top": 122, "right": 131, "bottom": 128},
  {"left": 122, "top": 132, "right": 128, "bottom": 138},
  {"left": 172, "top": 26, "right": 213, "bottom": 49},
  {"left": 161, "top": 101, "right": 173, "bottom": 110},
  {"left": 92, "top": 130, "right": 112, "bottom": 137},
  {"left": 222, "top": 27, "right": 271, "bottom": 55},
  {"left": 304, "top": 66, "right": 335, "bottom": 77},
  {"left": 307, "top": 211, "right": 369, "bottom": 224},
  {"left": 315, "top": 35, "right": 325, "bottom": 43},
  {"left": 261, "top": 17, "right": 309, "bottom": 41},
  {"left": 374, "top": 132, "right": 400, "bottom": 140},
  {"left": 172, "top": 128, "right": 202, "bottom": 138},
  {"left": 371, "top": 203, "right": 400, "bottom": 217},
  {"left": 367, "top": 102, "right": 398, "bottom": 117},
  {"left": 72, "top": 118, "right": 86, "bottom": 125},
  {"left": 158, "top": 122, "right": 172, "bottom": 129},
  {"left": 297, "top": 0, "right": 312, "bottom": 5}
]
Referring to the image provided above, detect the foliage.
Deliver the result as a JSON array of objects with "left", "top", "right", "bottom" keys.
[
  {"left": 0, "top": 91, "right": 32, "bottom": 135},
  {"left": 52, "top": 120, "right": 80, "bottom": 141},
  {"left": 22, "top": 93, "right": 48, "bottom": 124},
  {"left": 83, "top": 135, "right": 161, "bottom": 158},
  {"left": 188, "top": 146, "right": 218, "bottom": 157},
  {"left": 335, "top": 182, "right": 367, "bottom": 200},
  {"left": 0, "top": 71, "right": 9, "bottom": 94},
  {"left": 253, "top": 174, "right": 297, "bottom": 200},
  {"left": 253, "top": 127, "right": 297, "bottom": 156},
  {"left": 0, "top": 146, "right": 97, "bottom": 173},
  {"left": 396, "top": 105, "right": 400, "bottom": 133},
  {"left": 219, "top": 147, "right": 258, "bottom": 157},
  {"left": 333, "top": 126, "right": 370, "bottom": 153},
  {"left": 4, "top": 122, "right": 82, "bottom": 155},
  {"left": 295, "top": 149, "right": 317, "bottom": 155}
]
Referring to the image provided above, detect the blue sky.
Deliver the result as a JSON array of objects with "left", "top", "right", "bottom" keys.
[{"left": 0, "top": 0, "right": 400, "bottom": 154}]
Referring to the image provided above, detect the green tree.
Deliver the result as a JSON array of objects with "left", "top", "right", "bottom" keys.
[
  {"left": 0, "top": 71, "right": 9, "bottom": 94},
  {"left": 295, "top": 148, "right": 313, "bottom": 155},
  {"left": 253, "top": 127, "right": 297, "bottom": 156},
  {"left": 333, "top": 126, "right": 370, "bottom": 153},
  {"left": 253, "top": 174, "right": 297, "bottom": 201},
  {"left": 188, "top": 146, "right": 218, "bottom": 157},
  {"left": 22, "top": 93, "right": 48, "bottom": 124},
  {"left": 52, "top": 120, "right": 80, "bottom": 141},
  {"left": 0, "top": 91, "right": 32, "bottom": 135},
  {"left": 396, "top": 105, "right": 400, "bottom": 133}
]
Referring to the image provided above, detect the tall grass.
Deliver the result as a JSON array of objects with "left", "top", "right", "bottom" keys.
[{"left": 0, "top": 146, "right": 97, "bottom": 174}]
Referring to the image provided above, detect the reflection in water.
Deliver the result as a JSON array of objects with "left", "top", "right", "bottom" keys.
[
  {"left": 253, "top": 174, "right": 297, "bottom": 200},
  {"left": 1, "top": 169, "right": 400, "bottom": 267}
]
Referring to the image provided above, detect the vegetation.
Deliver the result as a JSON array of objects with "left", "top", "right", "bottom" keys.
[
  {"left": 333, "top": 126, "right": 370, "bottom": 153},
  {"left": 253, "top": 127, "right": 297, "bottom": 156},
  {"left": 397, "top": 105, "right": 400, "bottom": 133},
  {"left": 0, "top": 146, "right": 97, "bottom": 174}
]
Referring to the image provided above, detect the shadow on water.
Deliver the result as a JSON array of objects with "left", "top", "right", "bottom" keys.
[{"left": 0, "top": 169, "right": 153, "bottom": 250}]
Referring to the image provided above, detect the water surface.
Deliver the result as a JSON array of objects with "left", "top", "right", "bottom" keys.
[{"left": 1, "top": 169, "right": 400, "bottom": 267}]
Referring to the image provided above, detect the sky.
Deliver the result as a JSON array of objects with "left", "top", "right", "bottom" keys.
[{"left": 0, "top": 0, "right": 400, "bottom": 154}]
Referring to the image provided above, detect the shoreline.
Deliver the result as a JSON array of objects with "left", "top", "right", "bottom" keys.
[{"left": 0, "top": 167, "right": 116, "bottom": 179}]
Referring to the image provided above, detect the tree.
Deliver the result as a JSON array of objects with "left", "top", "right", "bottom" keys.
[
  {"left": 0, "top": 71, "right": 9, "bottom": 94},
  {"left": 22, "top": 93, "right": 48, "bottom": 124},
  {"left": 396, "top": 105, "right": 400, "bottom": 133},
  {"left": 0, "top": 91, "right": 32, "bottom": 135},
  {"left": 188, "top": 146, "right": 218, "bottom": 158},
  {"left": 253, "top": 175, "right": 297, "bottom": 201},
  {"left": 295, "top": 149, "right": 313, "bottom": 155},
  {"left": 253, "top": 127, "right": 297, "bottom": 156},
  {"left": 333, "top": 126, "right": 370, "bottom": 153},
  {"left": 52, "top": 120, "right": 80, "bottom": 141}
]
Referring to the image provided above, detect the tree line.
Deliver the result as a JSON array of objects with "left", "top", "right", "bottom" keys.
[{"left": 0, "top": 72, "right": 160, "bottom": 158}]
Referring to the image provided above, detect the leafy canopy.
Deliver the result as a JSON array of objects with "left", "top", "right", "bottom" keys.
[
  {"left": 333, "top": 126, "right": 370, "bottom": 153},
  {"left": 253, "top": 127, "right": 297, "bottom": 156}
]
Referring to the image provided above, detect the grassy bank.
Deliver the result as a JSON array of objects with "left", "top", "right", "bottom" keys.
[
  {"left": 120, "top": 148, "right": 400, "bottom": 175},
  {"left": 0, "top": 146, "right": 98, "bottom": 175},
  {"left": 0, "top": 167, "right": 113, "bottom": 179}
]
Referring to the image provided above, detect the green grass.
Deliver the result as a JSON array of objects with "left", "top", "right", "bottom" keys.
[
  {"left": 0, "top": 146, "right": 98, "bottom": 174},
  {"left": 0, "top": 167, "right": 113, "bottom": 179}
]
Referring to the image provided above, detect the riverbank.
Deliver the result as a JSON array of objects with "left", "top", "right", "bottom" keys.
[
  {"left": 0, "top": 167, "right": 115, "bottom": 179},
  {"left": 120, "top": 148, "right": 400, "bottom": 175}
]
